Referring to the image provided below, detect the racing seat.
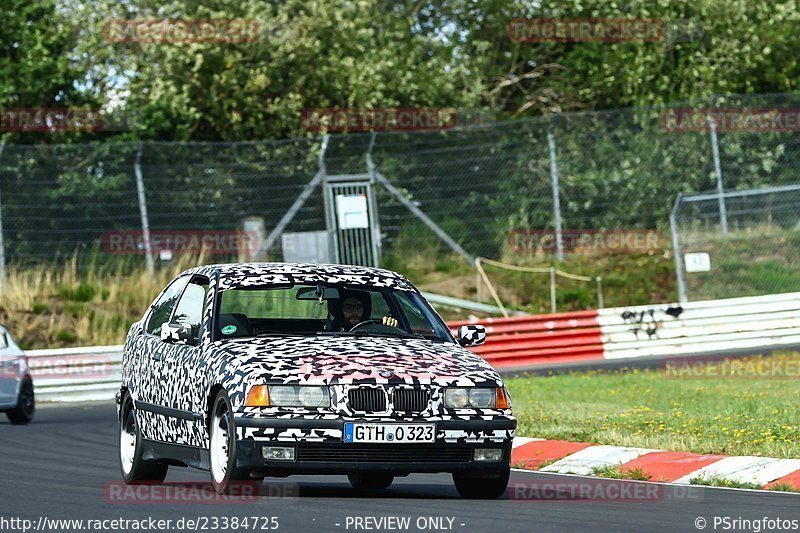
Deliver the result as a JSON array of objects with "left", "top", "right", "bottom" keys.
[{"left": 218, "top": 313, "right": 252, "bottom": 338}]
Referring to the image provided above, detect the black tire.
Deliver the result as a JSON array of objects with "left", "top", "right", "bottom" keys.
[
  {"left": 348, "top": 473, "right": 394, "bottom": 491},
  {"left": 119, "top": 394, "right": 168, "bottom": 484},
  {"left": 453, "top": 468, "right": 510, "bottom": 499},
  {"left": 7, "top": 377, "right": 35, "bottom": 425},
  {"left": 209, "top": 390, "right": 249, "bottom": 494}
]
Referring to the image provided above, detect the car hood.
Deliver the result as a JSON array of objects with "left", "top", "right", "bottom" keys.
[{"left": 212, "top": 335, "right": 502, "bottom": 386}]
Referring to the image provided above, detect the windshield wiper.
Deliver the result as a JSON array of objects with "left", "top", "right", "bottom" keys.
[{"left": 351, "top": 330, "right": 426, "bottom": 340}]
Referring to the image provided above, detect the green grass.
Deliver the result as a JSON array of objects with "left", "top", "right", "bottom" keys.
[
  {"left": 590, "top": 465, "right": 652, "bottom": 481},
  {"left": 688, "top": 477, "right": 763, "bottom": 490},
  {"left": 507, "top": 354, "right": 800, "bottom": 459},
  {"left": 766, "top": 483, "right": 800, "bottom": 493}
]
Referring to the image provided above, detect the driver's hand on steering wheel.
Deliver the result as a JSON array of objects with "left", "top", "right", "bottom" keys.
[{"left": 382, "top": 315, "right": 398, "bottom": 328}]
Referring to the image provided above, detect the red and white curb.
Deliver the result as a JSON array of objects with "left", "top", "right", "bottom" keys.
[{"left": 511, "top": 437, "right": 800, "bottom": 490}]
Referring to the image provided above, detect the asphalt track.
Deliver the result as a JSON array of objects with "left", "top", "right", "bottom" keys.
[{"left": 0, "top": 403, "right": 797, "bottom": 533}]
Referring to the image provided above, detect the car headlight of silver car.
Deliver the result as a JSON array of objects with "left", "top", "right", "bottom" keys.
[
  {"left": 444, "top": 387, "right": 510, "bottom": 409},
  {"left": 245, "top": 385, "right": 330, "bottom": 408}
]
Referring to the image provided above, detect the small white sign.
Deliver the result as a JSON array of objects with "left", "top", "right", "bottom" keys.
[
  {"left": 336, "top": 194, "right": 369, "bottom": 229},
  {"left": 684, "top": 252, "right": 711, "bottom": 272}
]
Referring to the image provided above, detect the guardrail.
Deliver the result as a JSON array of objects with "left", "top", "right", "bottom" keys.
[
  {"left": 449, "top": 310, "right": 605, "bottom": 369},
  {"left": 23, "top": 291, "right": 800, "bottom": 402},
  {"left": 451, "top": 291, "right": 800, "bottom": 370},
  {"left": 27, "top": 345, "right": 122, "bottom": 403}
]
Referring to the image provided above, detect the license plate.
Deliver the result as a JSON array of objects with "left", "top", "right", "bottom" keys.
[{"left": 343, "top": 423, "right": 435, "bottom": 443}]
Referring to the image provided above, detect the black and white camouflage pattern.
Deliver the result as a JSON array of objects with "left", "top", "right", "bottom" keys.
[{"left": 119, "top": 262, "right": 514, "bottom": 450}]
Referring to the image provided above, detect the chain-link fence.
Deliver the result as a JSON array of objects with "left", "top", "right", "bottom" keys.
[
  {"left": 0, "top": 93, "right": 799, "bottom": 303},
  {"left": 672, "top": 184, "right": 800, "bottom": 302}
]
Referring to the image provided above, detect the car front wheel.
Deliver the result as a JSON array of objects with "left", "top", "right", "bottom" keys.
[
  {"left": 452, "top": 468, "right": 510, "bottom": 499},
  {"left": 119, "top": 394, "right": 168, "bottom": 484},
  {"left": 209, "top": 391, "right": 249, "bottom": 494},
  {"left": 6, "top": 377, "right": 35, "bottom": 425}
]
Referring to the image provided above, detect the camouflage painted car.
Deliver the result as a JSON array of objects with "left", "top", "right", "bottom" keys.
[{"left": 117, "top": 262, "right": 514, "bottom": 498}]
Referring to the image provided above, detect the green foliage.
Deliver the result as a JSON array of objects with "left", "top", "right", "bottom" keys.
[
  {"left": 55, "top": 329, "right": 78, "bottom": 343},
  {"left": 58, "top": 283, "right": 98, "bottom": 302},
  {"left": 689, "top": 477, "right": 763, "bottom": 490},
  {"left": 31, "top": 302, "right": 50, "bottom": 314}
]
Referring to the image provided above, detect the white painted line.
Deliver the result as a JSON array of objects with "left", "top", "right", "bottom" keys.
[
  {"left": 512, "top": 437, "right": 544, "bottom": 449},
  {"left": 509, "top": 468, "right": 800, "bottom": 495},
  {"left": 539, "top": 445, "right": 657, "bottom": 476},
  {"left": 673, "top": 456, "right": 800, "bottom": 486}
]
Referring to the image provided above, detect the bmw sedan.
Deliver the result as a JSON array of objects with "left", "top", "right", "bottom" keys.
[{"left": 117, "top": 262, "right": 515, "bottom": 498}]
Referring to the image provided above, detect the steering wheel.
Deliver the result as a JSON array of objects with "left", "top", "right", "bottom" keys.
[{"left": 348, "top": 319, "right": 384, "bottom": 332}]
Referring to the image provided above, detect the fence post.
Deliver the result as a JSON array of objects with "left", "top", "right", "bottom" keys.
[
  {"left": 548, "top": 115, "right": 565, "bottom": 261},
  {"left": 0, "top": 144, "right": 6, "bottom": 288},
  {"left": 549, "top": 266, "right": 557, "bottom": 313},
  {"left": 708, "top": 96, "right": 729, "bottom": 234},
  {"left": 596, "top": 276, "right": 603, "bottom": 309},
  {"left": 134, "top": 142, "right": 154, "bottom": 275},
  {"left": 670, "top": 193, "right": 688, "bottom": 303}
]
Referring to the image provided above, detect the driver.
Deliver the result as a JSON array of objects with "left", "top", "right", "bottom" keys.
[{"left": 333, "top": 290, "right": 398, "bottom": 331}]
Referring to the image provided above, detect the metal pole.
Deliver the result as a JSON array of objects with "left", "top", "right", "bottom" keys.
[
  {"left": 708, "top": 97, "right": 728, "bottom": 234},
  {"left": 0, "top": 144, "right": 6, "bottom": 288},
  {"left": 550, "top": 266, "right": 557, "bottom": 313},
  {"left": 373, "top": 170, "right": 475, "bottom": 265},
  {"left": 365, "top": 132, "right": 383, "bottom": 267},
  {"left": 134, "top": 142, "right": 154, "bottom": 275},
  {"left": 548, "top": 115, "right": 564, "bottom": 261},
  {"left": 596, "top": 276, "right": 604, "bottom": 309},
  {"left": 670, "top": 193, "right": 688, "bottom": 303}
]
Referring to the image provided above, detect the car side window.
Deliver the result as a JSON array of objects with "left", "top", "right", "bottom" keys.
[
  {"left": 145, "top": 276, "right": 189, "bottom": 336},
  {"left": 370, "top": 292, "right": 391, "bottom": 320},
  {"left": 394, "top": 292, "right": 435, "bottom": 335},
  {"left": 171, "top": 279, "right": 209, "bottom": 342}
]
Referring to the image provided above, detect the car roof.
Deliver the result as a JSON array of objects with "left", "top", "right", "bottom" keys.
[{"left": 181, "top": 262, "right": 416, "bottom": 290}]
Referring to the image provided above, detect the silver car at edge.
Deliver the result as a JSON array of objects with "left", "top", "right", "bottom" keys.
[{"left": 0, "top": 325, "right": 35, "bottom": 424}]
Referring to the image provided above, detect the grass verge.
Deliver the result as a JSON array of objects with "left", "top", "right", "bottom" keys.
[{"left": 506, "top": 354, "right": 800, "bottom": 459}]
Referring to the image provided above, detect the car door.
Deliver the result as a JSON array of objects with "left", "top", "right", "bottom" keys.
[
  {"left": 156, "top": 275, "right": 210, "bottom": 447},
  {"left": 132, "top": 274, "right": 190, "bottom": 440}
]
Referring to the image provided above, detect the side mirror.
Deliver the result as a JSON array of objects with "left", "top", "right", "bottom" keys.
[
  {"left": 160, "top": 322, "right": 194, "bottom": 345},
  {"left": 457, "top": 325, "right": 486, "bottom": 347}
]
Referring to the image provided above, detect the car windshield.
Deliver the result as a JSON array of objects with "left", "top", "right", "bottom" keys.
[{"left": 215, "top": 283, "right": 453, "bottom": 343}]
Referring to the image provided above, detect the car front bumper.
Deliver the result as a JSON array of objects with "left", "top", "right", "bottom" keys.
[{"left": 233, "top": 416, "right": 515, "bottom": 475}]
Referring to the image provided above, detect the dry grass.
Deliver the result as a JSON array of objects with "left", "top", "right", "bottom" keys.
[{"left": 0, "top": 252, "right": 209, "bottom": 348}]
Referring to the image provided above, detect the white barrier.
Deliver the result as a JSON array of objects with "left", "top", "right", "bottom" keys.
[
  {"left": 26, "top": 345, "right": 123, "bottom": 402},
  {"left": 22, "top": 292, "right": 800, "bottom": 402},
  {"left": 598, "top": 292, "right": 800, "bottom": 360}
]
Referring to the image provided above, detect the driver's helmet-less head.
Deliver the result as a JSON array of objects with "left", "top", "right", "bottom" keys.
[{"left": 330, "top": 289, "right": 372, "bottom": 330}]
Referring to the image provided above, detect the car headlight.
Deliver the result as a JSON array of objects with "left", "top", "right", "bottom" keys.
[
  {"left": 245, "top": 385, "right": 330, "bottom": 408},
  {"left": 444, "top": 387, "right": 509, "bottom": 409},
  {"left": 298, "top": 386, "right": 328, "bottom": 407},
  {"left": 469, "top": 388, "right": 495, "bottom": 408}
]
